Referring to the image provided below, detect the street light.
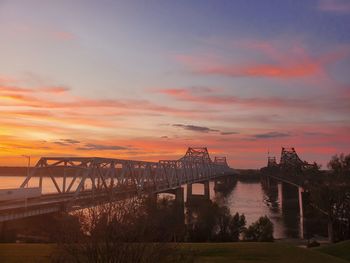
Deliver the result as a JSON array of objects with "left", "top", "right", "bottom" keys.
[
  {"left": 22, "top": 155, "right": 30, "bottom": 209},
  {"left": 22, "top": 155, "right": 30, "bottom": 185}
]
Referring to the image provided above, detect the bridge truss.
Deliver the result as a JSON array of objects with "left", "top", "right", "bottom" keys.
[
  {"left": 266, "top": 147, "right": 316, "bottom": 174},
  {"left": 20, "top": 147, "right": 234, "bottom": 199}
]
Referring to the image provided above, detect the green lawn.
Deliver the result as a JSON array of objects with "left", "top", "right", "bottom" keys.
[
  {"left": 184, "top": 243, "right": 348, "bottom": 263},
  {"left": 0, "top": 242, "right": 349, "bottom": 263},
  {"left": 315, "top": 240, "right": 350, "bottom": 262}
]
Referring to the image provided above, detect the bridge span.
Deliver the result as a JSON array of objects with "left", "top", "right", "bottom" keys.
[{"left": 0, "top": 147, "right": 236, "bottom": 222}]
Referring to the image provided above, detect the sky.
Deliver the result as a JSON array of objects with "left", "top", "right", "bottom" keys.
[{"left": 0, "top": 0, "right": 349, "bottom": 168}]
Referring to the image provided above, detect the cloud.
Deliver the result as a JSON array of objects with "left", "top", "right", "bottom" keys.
[
  {"left": 221, "top": 131, "right": 239, "bottom": 135},
  {"left": 158, "top": 87, "right": 297, "bottom": 107},
  {"left": 53, "top": 139, "right": 80, "bottom": 146},
  {"left": 252, "top": 132, "right": 291, "bottom": 139},
  {"left": 157, "top": 87, "right": 350, "bottom": 112},
  {"left": 0, "top": 85, "right": 32, "bottom": 93},
  {"left": 10, "top": 25, "right": 76, "bottom": 42},
  {"left": 176, "top": 54, "right": 321, "bottom": 79},
  {"left": 173, "top": 124, "right": 219, "bottom": 133},
  {"left": 0, "top": 77, "right": 204, "bottom": 119},
  {"left": 318, "top": 0, "right": 350, "bottom": 13},
  {"left": 62, "top": 139, "right": 80, "bottom": 144},
  {"left": 39, "top": 86, "right": 70, "bottom": 93},
  {"left": 0, "top": 84, "right": 69, "bottom": 94},
  {"left": 175, "top": 40, "right": 349, "bottom": 79},
  {"left": 51, "top": 31, "right": 76, "bottom": 41},
  {"left": 77, "top": 144, "right": 128, "bottom": 151},
  {"left": 0, "top": 75, "right": 17, "bottom": 84}
]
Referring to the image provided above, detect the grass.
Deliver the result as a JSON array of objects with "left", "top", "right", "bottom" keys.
[
  {"left": 0, "top": 243, "right": 54, "bottom": 263},
  {"left": 183, "top": 243, "right": 348, "bottom": 263},
  {"left": 315, "top": 240, "right": 350, "bottom": 262},
  {"left": 0, "top": 242, "right": 349, "bottom": 263}
]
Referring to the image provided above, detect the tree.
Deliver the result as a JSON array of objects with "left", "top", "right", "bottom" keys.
[
  {"left": 328, "top": 154, "right": 350, "bottom": 177},
  {"left": 186, "top": 201, "right": 246, "bottom": 242},
  {"left": 215, "top": 208, "right": 246, "bottom": 242},
  {"left": 229, "top": 213, "right": 247, "bottom": 241},
  {"left": 186, "top": 201, "right": 218, "bottom": 242},
  {"left": 243, "top": 216, "right": 274, "bottom": 242},
  {"left": 308, "top": 153, "right": 350, "bottom": 242},
  {"left": 51, "top": 196, "right": 193, "bottom": 263}
]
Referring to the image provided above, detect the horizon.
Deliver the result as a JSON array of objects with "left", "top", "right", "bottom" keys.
[{"left": 1, "top": 0, "right": 350, "bottom": 168}]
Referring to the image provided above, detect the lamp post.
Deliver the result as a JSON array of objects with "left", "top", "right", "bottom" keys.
[
  {"left": 22, "top": 155, "right": 30, "bottom": 209},
  {"left": 22, "top": 155, "right": 31, "bottom": 180}
]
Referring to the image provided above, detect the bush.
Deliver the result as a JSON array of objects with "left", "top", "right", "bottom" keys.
[{"left": 243, "top": 216, "right": 274, "bottom": 242}]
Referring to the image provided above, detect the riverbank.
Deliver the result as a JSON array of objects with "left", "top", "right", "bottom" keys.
[
  {"left": 0, "top": 242, "right": 349, "bottom": 263},
  {"left": 0, "top": 167, "right": 27, "bottom": 177},
  {"left": 236, "top": 169, "right": 261, "bottom": 180}
]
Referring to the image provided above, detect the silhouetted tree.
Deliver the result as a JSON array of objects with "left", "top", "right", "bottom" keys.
[
  {"left": 308, "top": 154, "right": 350, "bottom": 242},
  {"left": 186, "top": 201, "right": 246, "bottom": 242},
  {"left": 243, "top": 216, "right": 274, "bottom": 242},
  {"left": 186, "top": 201, "right": 218, "bottom": 242},
  {"left": 215, "top": 208, "right": 246, "bottom": 242},
  {"left": 328, "top": 154, "right": 350, "bottom": 177},
  {"left": 51, "top": 196, "right": 193, "bottom": 263}
]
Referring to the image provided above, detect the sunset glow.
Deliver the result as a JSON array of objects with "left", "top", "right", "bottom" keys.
[{"left": 0, "top": 0, "right": 349, "bottom": 168}]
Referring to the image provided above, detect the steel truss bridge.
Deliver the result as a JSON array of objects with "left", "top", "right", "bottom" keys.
[
  {"left": 262, "top": 147, "right": 318, "bottom": 189},
  {"left": 0, "top": 147, "right": 235, "bottom": 222},
  {"left": 267, "top": 147, "right": 316, "bottom": 173}
]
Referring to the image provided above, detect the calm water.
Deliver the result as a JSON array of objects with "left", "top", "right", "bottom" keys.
[
  {"left": 1, "top": 176, "right": 303, "bottom": 239},
  {"left": 190, "top": 180, "right": 302, "bottom": 239}
]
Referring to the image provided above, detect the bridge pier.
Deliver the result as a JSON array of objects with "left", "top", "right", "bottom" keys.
[
  {"left": 156, "top": 187, "right": 184, "bottom": 206},
  {"left": 214, "top": 178, "right": 224, "bottom": 191},
  {"left": 154, "top": 187, "right": 185, "bottom": 228},
  {"left": 187, "top": 181, "right": 210, "bottom": 202},
  {"left": 277, "top": 181, "right": 310, "bottom": 239}
]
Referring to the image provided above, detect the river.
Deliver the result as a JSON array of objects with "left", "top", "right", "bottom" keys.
[{"left": 0, "top": 175, "right": 317, "bottom": 240}]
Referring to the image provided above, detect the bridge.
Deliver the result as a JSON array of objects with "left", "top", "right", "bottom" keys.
[
  {"left": 262, "top": 147, "right": 317, "bottom": 186},
  {"left": 261, "top": 147, "right": 317, "bottom": 239},
  {"left": 0, "top": 147, "right": 236, "bottom": 223}
]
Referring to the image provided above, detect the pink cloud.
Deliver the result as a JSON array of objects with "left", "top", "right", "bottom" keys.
[
  {"left": 176, "top": 54, "right": 320, "bottom": 79},
  {"left": 175, "top": 41, "right": 349, "bottom": 79},
  {"left": 157, "top": 87, "right": 349, "bottom": 112},
  {"left": 51, "top": 30, "right": 76, "bottom": 41},
  {"left": 0, "top": 79, "right": 205, "bottom": 119},
  {"left": 0, "top": 75, "right": 17, "bottom": 84},
  {"left": 318, "top": 0, "right": 350, "bottom": 13},
  {"left": 39, "top": 86, "right": 70, "bottom": 93}
]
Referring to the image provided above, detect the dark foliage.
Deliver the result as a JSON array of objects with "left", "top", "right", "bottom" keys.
[
  {"left": 307, "top": 153, "right": 350, "bottom": 242},
  {"left": 243, "top": 216, "right": 274, "bottom": 242},
  {"left": 186, "top": 201, "right": 246, "bottom": 242},
  {"left": 51, "top": 197, "right": 193, "bottom": 263}
]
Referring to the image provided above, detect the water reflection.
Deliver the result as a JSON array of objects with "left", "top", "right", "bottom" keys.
[
  {"left": 190, "top": 179, "right": 303, "bottom": 239},
  {"left": 221, "top": 181, "right": 294, "bottom": 239}
]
